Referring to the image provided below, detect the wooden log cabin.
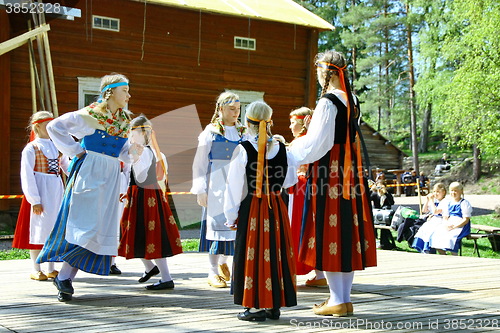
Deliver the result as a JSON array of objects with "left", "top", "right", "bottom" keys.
[{"left": 0, "top": 0, "right": 334, "bottom": 223}]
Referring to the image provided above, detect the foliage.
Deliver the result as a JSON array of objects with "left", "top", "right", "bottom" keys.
[{"left": 295, "top": 0, "right": 500, "bottom": 167}]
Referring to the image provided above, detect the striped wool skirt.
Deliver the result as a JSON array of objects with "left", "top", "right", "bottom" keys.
[
  {"left": 298, "top": 144, "right": 377, "bottom": 272},
  {"left": 118, "top": 186, "right": 183, "bottom": 259},
  {"left": 198, "top": 208, "right": 235, "bottom": 255},
  {"left": 232, "top": 192, "right": 297, "bottom": 309},
  {"left": 36, "top": 157, "right": 113, "bottom": 275}
]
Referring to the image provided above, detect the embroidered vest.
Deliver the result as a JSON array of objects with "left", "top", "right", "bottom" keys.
[{"left": 32, "top": 144, "right": 59, "bottom": 174}]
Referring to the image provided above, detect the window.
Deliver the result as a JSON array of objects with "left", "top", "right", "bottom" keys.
[
  {"left": 93, "top": 15, "right": 120, "bottom": 32},
  {"left": 234, "top": 36, "right": 256, "bottom": 51},
  {"left": 228, "top": 90, "right": 265, "bottom": 122},
  {"left": 77, "top": 77, "right": 100, "bottom": 109}
]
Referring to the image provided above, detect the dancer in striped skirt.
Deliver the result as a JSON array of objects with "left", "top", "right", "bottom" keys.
[
  {"left": 191, "top": 92, "right": 246, "bottom": 288},
  {"left": 224, "top": 101, "right": 298, "bottom": 321},
  {"left": 37, "top": 73, "right": 133, "bottom": 302},
  {"left": 289, "top": 50, "right": 377, "bottom": 317}
]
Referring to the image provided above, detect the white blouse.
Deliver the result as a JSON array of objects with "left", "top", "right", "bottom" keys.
[
  {"left": 223, "top": 138, "right": 298, "bottom": 224},
  {"left": 289, "top": 89, "right": 347, "bottom": 165},
  {"left": 191, "top": 124, "right": 243, "bottom": 195},
  {"left": 47, "top": 110, "right": 131, "bottom": 162}
]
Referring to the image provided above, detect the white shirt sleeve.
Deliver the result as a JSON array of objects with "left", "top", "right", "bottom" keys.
[
  {"left": 223, "top": 145, "right": 247, "bottom": 225},
  {"left": 20, "top": 144, "right": 41, "bottom": 205},
  {"left": 190, "top": 128, "right": 213, "bottom": 194},
  {"left": 282, "top": 150, "right": 299, "bottom": 189},
  {"left": 132, "top": 148, "right": 154, "bottom": 184},
  {"left": 461, "top": 199, "right": 473, "bottom": 218},
  {"left": 46, "top": 112, "right": 93, "bottom": 157},
  {"left": 288, "top": 97, "right": 338, "bottom": 164},
  {"left": 59, "top": 155, "right": 71, "bottom": 176}
]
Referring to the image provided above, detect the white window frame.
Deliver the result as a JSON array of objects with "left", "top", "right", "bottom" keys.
[
  {"left": 77, "top": 77, "right": 100, "bottom": 109},
  {"left": 92, "top": 15, "right": 120, "bottom": 32},
  {"left": 234, "top": 36, "right": 256, "bottom": 51},
  {"left": 229, "top": 89, "right": 265, "bottom": 122}
]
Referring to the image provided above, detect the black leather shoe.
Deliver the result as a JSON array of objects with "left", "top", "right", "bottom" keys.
[
  {"left": 265, "top": 308, "right": 281, "bottom": 320},
  {"left": 138, "top": 266, "right": 160, "bottom": 283},
  {"left": 237, "top": 308, "right": 266, "bottom": 322},
  {"left": 57, "top": 291, "right": 72, "bottom": 302},
  {"left": 109, "top": 264, "right": 122, "bottom": 275},
  {"left": 53, "top": 276, "right": 74, "bottom": 294},
  {"left": 145, "top": 280, "right": 174, "bottom": 290}
]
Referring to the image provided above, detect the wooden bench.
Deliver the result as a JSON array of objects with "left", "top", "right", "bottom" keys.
[{"left": 460, "top": 224, "right": 500, "bottom": 257}]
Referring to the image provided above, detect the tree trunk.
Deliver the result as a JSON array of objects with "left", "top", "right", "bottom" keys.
[
  {"left": 472, "top": 144, "right": 481, "bottom": 182},
  {"left": 406, "top": 3, "right": 419, "bottom": 174},
  {"left": 419, "top": 103, "right": 432, "bottom": 153}
]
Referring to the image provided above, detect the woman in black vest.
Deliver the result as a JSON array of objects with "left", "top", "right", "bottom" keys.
[
  {"left": 224, "top": 101, "right": 298, "bottom": 322},
  {"left": 289, "top": 50, "right": 377, "bottom": 317}
]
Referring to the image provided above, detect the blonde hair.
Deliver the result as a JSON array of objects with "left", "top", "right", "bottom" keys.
[
  {"left": 210, "top": 91, "right": 240, "bottom": 124},
  {"left": 449, "top": 181, "right": 464, "bottom": 193},
  {"left": 246, "top": 101, "right": 273, "bottom": 150},
  {"left": 290, "top": 106, "right": 313, "bottom": 136},
  {"left": 433, "top": 182, "right": 447, "bottom": 194},
  {"left": 29, "top": 111, "right": 54, "bottom": 136},
  {"left": 315, "top": 50, "right": 347, "bottom": 97},
  {"left": 93, "top": 73, "right": 129, "bottom": 113}
]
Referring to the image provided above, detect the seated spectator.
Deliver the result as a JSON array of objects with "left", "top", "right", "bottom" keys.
[
  {"left": 402, "top": 169, "right": 417, "bottom": 196},
  {"left": 435, "top": 153, "right": 451, "bottom": 174},
  {"left": 412, "top": 183, "right": 449, "bottom": 253},
  {"left": 370, "top": 181, "right": 395, "bottom": 250},
  {"left": 375, "top": 172, "right": 386, "bottom": 184},
  {"left": 418, "top": 171, "right": 429, "bottom": 189},
  {"left": 429, "top": 182, "right": 472, "bottom": 255}
]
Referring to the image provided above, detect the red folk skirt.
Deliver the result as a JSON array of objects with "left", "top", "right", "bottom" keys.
[
  {"left": 118, "top": 186, "right": 183, "bottom": 259},
  {"left": 298, "top": 144, "right": 377, "bottom": 272},
  {"left": 12, "top": 197, "right": 43, "bottom": 250},
  {"left": 289, "top": 175, "right": 314, "bottom": 275},
  {"left": 233, "top": 192, "right": 297, "bottom": 309}
]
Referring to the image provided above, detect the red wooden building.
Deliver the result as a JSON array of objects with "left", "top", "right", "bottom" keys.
[{"left": 0, "top": 0, "right": 333, "bottom": 223}]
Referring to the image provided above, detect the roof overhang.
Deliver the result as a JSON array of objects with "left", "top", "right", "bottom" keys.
[{"left": 138, "top": 0, "right": 334, "bottom": 30}]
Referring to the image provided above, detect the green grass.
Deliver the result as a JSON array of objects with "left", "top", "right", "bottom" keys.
[
  {"left": 0, "top": 248, "right": 29, "bottom": 260},
  {"left": 2, "top": 215, "right": 499, "bottom": 260},
  {"left": 181, "top": 238, "right": 200, "bottom": 252}
]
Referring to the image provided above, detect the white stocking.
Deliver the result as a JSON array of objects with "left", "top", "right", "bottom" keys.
[
  {"left": 58, "top": 262, "right": 78, "bottom": 281},
  {"left": 315, "top": 269, "right": 325, "bottom": 280},
  {"left": 30, "top": 250, "right": 41, "bottom": 272},
  {"left": 47, "top": 261, "right": 55, "bottom": 272},
  {"left": 219, "top": 255, "right": 229, "bottom": 264},
  {"left": 341, "top": 272, "right": 354, "bottom": 303},
  {"left": 141, "top": 258, "right": 155, "bottom": 272},
  {"left": 154, "top": 258, "right": 172, "bottom": 282},
  {"left": 208, "top": 254, "right": 219, "bottom": 277},
  {"left": 324, "top": 271, "right": 343, "bottom": 306}
]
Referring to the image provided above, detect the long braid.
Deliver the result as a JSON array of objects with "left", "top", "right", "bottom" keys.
[
  {"left": 210, "top": 101, "right": 221, "bottom": 125},
  {"left": 321, "top": 70, "right": 333, "bottom": 97}
]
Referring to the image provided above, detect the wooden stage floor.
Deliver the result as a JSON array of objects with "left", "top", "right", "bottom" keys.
[{"left": 1, "top": 250, "right": 499, "bottom": 332}]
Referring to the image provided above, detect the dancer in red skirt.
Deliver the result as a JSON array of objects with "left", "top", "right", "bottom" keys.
[
  {"left": 289, "top": 50, "right": 377, "bottom": 317},
  {"left": 13, "top": 111, "right": 68, "bottom": 281},
  {"left": 118, "top": 115, "right": 183, "bottom": 290},
  {"left": 224, "top": 101, "right": 298, "bottom": 322},
  {"left": 288, "top": 107, "right": 327, "bottom": 288}
]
